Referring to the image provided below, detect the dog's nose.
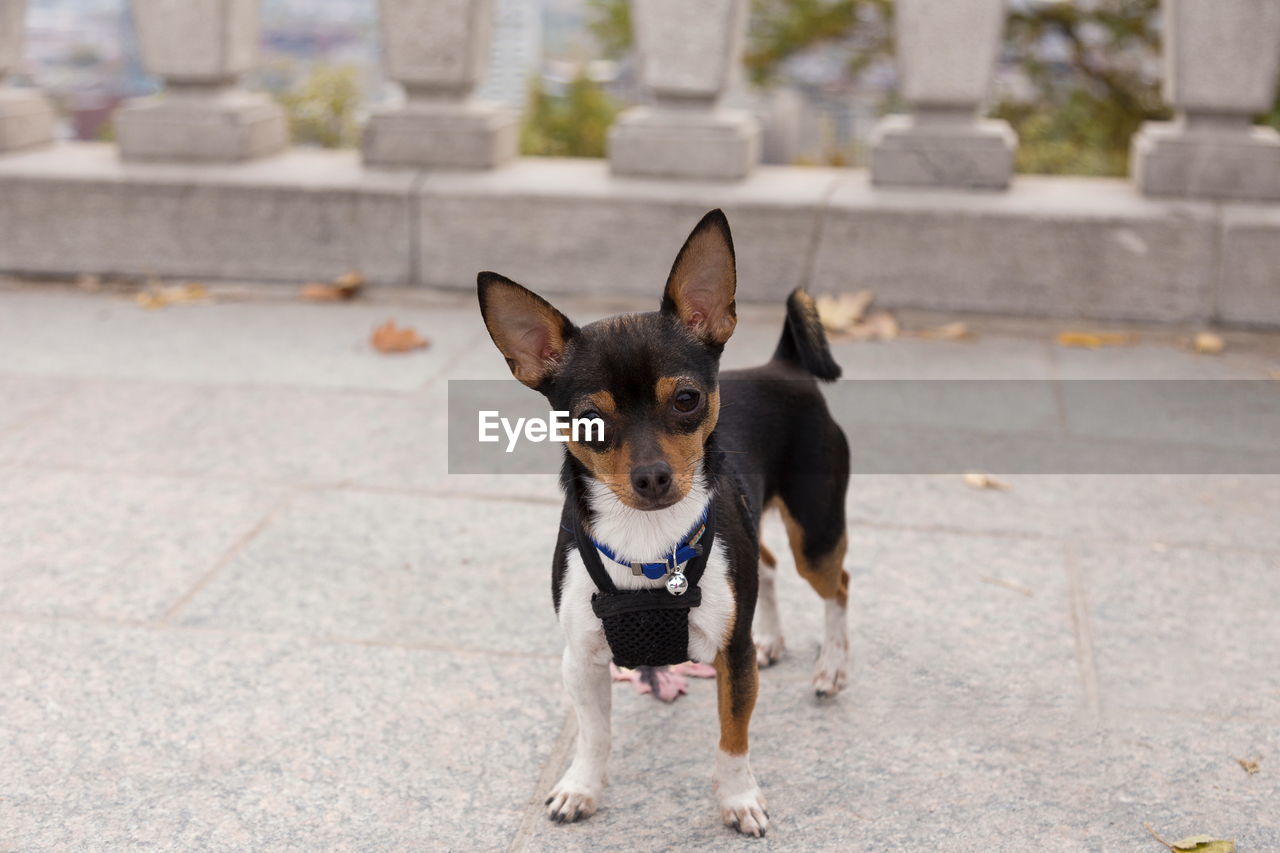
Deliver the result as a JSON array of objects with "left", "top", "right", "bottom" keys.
[{"left": 630, "top": 462, "right": 673, "bottom": 501}]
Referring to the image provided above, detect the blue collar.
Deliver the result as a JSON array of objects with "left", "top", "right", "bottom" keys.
[{"left": 589, "top": 505, "right": 711, "bottom": 580}]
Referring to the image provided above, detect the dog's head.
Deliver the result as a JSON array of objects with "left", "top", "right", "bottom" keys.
[{"left": 477, "top": 209, "right": 737, "bottom": 511}]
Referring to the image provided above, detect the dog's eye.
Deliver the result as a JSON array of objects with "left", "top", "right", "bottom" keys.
[{"left": 672, "top": 390, "right": 701, "bottom": 413}]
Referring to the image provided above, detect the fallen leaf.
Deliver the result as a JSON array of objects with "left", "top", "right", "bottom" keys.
[
  {"left": 135, "top": 282, "right": 209, "bottom": 309},
  {"left": 1057, "top": 330, "right": 1140, "bottom": 349},
  {"left": 962, "top": 472, "right": 1010, "bottom": 491},
  {"left": 300, "top": 270, "right": 364, "bottom": 302},
  {"left": 912, "top": 321, "right": 972, "bottom": 341},
  {"left": 816, "top": 290, "right": 874, "bottom": 333},
  {"left": 1172, "top": 836, "right": 1235, "bottom": 853},
  {"left": 371, "top": 319, "right": 429, "bottom": 353},
  {"left": 980, "top": 575, "right": 1033, "bottom": 596},
  {"left": 1192, "top": 332, "right": 1225, "bottom": 355},
  {"left": 1236, "top": 756, "right": 1260, "bottom": 775},
  {"left": 1145, "top": 825, "right": 1236, "bottom": 853}
]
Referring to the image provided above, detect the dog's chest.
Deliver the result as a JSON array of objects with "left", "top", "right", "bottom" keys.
[{"left": 559, "top": 541, "right": 734, "bottom": 666}]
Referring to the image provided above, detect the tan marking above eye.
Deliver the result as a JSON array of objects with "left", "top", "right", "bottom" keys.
[{"left": 585, "top": 390, "right": 617, "bottom": 417}]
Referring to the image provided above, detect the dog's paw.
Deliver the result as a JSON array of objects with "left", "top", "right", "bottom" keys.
[
  {"left": 719, "top": 788, "right": 769, "bottom": 838},
  {"left": 545, "top": 780, "right": 600, "bottom": 824},
  {"left": 812, "top": 639, "right": 849, "bottom": 697},
  {"left": 714, "top": 751, "right": 769, "bottom": 838},
  {"left": 754, "top": 634, "right": 786, "bottom": 668}
]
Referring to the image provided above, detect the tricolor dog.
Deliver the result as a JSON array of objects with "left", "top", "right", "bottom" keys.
[{"left": 476, "top": 210, "right": 851, "bottom": 837}]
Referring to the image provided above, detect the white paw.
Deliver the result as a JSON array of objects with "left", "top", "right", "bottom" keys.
[
  {"left": 545, "top": 776, "right": 601, "bottom": 824},
  {"left": 719, "top": 786, "right": 770, "bottom": 837},
  {"left": 754, "top": 634, "right": 786, "bottom": 668},
  {"left": 714, "top": 750, "right": 769, "bottom": 837},
  {"left": 812, "top": 642, "right": 848, "bottom": 697}
]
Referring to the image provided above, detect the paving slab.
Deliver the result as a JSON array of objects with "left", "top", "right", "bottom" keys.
[
  {"left": 176, "top": 490, "right": 565, "bottom": 656},
  {"left": 1081, "top": 540, "right": 1280, "bottom": 719},
  {"left": 0, "top": 467, "right": 282, "bottom": 622},
  {"left": 844, "top": 474, "right": 1280, "bottom": 552},
  {"left": 0, "top": 286, "right": 485, "bottom": 392},
  {"left": 0, "top": 621, "right": 563, "bottom": 853}
]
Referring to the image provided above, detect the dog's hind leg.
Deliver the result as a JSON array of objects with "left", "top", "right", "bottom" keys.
[
  {"left": 753, "top": 541, "right": 786, "bottom": 667},
  {"left": 546, "top": 647, "right": 611, "bottom": 823},
  {"left": 778, "top": 493, "right": 850, "bottom": 698},
  {"left": 713, "top": 636, "right": 769, "bottom": 837}
]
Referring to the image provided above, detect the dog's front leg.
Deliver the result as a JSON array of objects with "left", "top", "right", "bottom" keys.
[
  {"left": 546, "top": 647, "right": 611, "bottom": 823},
  {"left": 713, "top": 638, "right": 769, "bottom": 837}
]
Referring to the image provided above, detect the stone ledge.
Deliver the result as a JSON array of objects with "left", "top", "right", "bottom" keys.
[
  {"left": 0, "top": 143, "right": 1277, "bottom": 325},
  {"left": 0, "top": 143, "right": 415, "bottom": 285}
]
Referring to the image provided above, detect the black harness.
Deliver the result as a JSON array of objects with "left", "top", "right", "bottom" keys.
[{"left": 571, "top": 500, "right": 717, "bottom": 669}]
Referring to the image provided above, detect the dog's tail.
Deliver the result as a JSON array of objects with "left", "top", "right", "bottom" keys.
[{"left": 770, "top": 288, "right": 842, "bottom": 381}]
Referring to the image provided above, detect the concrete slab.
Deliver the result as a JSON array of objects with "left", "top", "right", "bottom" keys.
[
  {"left": 1081, "top": 540, "right": 1280, "bottom": 718},
  {"left": 812, "top": 174, "right": 1218, "bottom": 323},
  {"left": 0, "top": 144, "right": 415, "bottom": 285},
  {"left": 0, "top": 468, "right": 282, "bottom": 621},
  {"left": 175, "top": 490, "right": 565, "bottom": 656},
  {"left": 844, "top": 474, "right": 1280, "bottom": 552},
  {"left": 0, "top": 621, "right": 563, "bottom": 852},
  {"left": 415, "top": 158, "right": 838, "bottom": 301},
  {"left": 0, "top": 287, "right": 484, "bottom": 392},
  {"left": 1219, "top": 202, "right": 1280, "bottom": 327}
]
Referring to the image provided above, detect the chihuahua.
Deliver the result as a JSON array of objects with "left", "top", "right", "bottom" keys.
[{"left": 477, "top": 209, "right": 850, "bottom": 837}]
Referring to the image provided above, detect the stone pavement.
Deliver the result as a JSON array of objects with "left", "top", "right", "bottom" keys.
[{"left": 1, "top": 278, "right": 1278, "bottom": 852}]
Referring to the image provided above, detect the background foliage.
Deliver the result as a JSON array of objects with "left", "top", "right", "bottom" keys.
[{"left": 583, "top": 0, "right": 1280, "bottom": 176}]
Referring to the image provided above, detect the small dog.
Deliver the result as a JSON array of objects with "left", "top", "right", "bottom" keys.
[{"left": 477, "top": 209, "right": 850, "bottom": 837}]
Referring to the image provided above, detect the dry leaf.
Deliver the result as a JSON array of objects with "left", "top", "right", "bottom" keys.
[
  {"left": 1236, "top": 756, "right": 1260, "bottom": 775},
  {"left": 816, "top": 290, "right": 874, "bottom": 333},
  {"left": 962, "top": 472, "right": 1009, "bottom": 491},
  {"left": 371, "top": 319, "right": 429, "bottom": 354},
  {"left": 1057, "top": 330, "right": 1139, "bottom": 349},
  {"left": 1172, "top": 837, "right": 1235, "bottom": 853},
  {"left": 1145, "top": 825, "right": 1236, "bottom": 853},
  {"left": 135, "top": 282, "right": 208, "bottom": 309},
  {"left": 1192, "top": 332, "right": 1224, "bottom": 355},
  {"left": 913, "top": 321, "right": 972, "bottom": 341},
  {"left": 980, "top": 576, "right": 1033, "bottom": 596},
  {"left": 300, "top": 271, "right": 364, "bottom": 302}
]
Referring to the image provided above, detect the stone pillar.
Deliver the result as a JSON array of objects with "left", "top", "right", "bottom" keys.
[
  {"left": 116, "top": 0, "right": 287, "bottom": 163},
  {"left": 870, "top": 0, "right": 1015, "bottom": 190},
  {"left": 362, "top": 0, "right": 517, "bottom": 169},
  {"left": 0, "top": 0, "right": 56, "bottom": 153},
  {"left": 608, "top": 0, "right": 760, "bottom": 181},
  {"left": 1132, "top": 0, "right": 1280, "bottom": 201}
]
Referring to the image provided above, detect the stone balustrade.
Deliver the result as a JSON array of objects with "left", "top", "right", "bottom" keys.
[{"left": 0, "top": 0, "right": 1278, "bottom": 326}]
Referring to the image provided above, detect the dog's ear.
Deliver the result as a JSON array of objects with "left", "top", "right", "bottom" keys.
[
  {"left": 660, "top": 208, "right": 737, "bottom": 347},
  {"left": 477, "top": 272, "right": 576, "bottom": 389}
]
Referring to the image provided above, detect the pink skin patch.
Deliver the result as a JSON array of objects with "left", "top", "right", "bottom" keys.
[{"left": 611, "top": 662, "right": 717, "bottom": 703}]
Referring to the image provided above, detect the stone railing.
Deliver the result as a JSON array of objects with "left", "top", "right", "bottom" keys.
[{"left": 1, "top": 0, "right": 1279, "bottom": 326}]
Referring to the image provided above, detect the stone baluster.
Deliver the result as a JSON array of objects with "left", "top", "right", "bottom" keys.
[
  {"left": 363, "top": 0, "right": 517, "bottom": 169},
  {"left": 116, "top": 0, "right": 287, "bottom": 162},
  {"left": 1132, "top": 0, "right": 1280, "bottom": 201},
  {"left": 609, "top": 0, "right": 759, "bottom": 180},
  {"left": 0, "top": 0, "right": 55, "bottom": 153},
  {"left": 870, "top": 0, "right": 1016, "bottom": 190}
]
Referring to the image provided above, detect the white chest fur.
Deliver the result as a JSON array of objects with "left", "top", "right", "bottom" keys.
[{"left": 559, "top": 477, "right": 735, "bottom": 665}]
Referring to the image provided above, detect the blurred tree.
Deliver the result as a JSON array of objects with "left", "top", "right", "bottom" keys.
[
  {"left": 587, "top": 0, "right": 634, "bottom": 60},
  {"left": 521, "top": 72, "right": 620, "bottom": 158},
  {"left": 276, "top": 65, "right": 361, "bottom": 149}
]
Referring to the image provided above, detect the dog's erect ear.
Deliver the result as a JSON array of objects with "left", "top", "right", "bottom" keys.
[
  {"left": 660, "top": 209, "right": 738, "bottom": 347},
  {"left": 477, "top": 272, "right": 576, "bottom": 389}
]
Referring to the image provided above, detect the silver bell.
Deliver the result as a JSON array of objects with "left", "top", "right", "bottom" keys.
[{"left": 666, "top": 570, "right": 689, "bottom": 596}]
